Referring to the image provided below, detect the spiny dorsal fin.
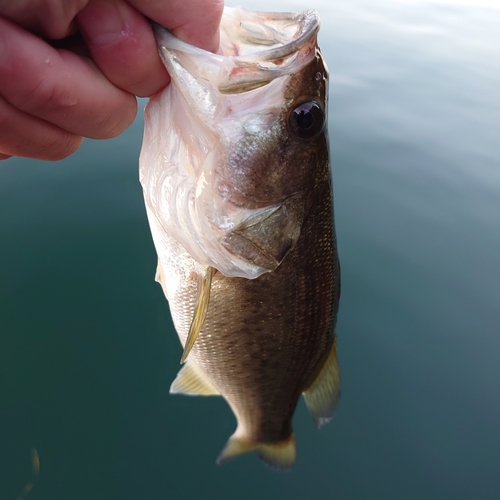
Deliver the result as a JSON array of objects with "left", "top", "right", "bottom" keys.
[
  {"left": 169, "top": 360, "right": 220, "bottom": 396},
  {"left": 216, "top": 433, "right": 296, "bottom": 470},
  {"left": 302, "top": 335, "right": 341, "bottom": 429},
  {"left": 180, "top": 266, "right": 215, "bottom": 364}
]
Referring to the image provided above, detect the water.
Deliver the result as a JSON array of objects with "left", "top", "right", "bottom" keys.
[{"left": 1, "top": 0, "right": 499, "bottom": 498}]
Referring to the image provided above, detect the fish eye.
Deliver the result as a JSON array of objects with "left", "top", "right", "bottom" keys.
[{"left": 288, "top": 100, "right": 325, "bottom": 140}]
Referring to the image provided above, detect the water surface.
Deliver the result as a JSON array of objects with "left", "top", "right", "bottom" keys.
[{"left": 1, "top": 1, "right": 499, "bottom": 498}]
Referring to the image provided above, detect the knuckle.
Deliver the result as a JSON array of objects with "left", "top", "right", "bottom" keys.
[
  {"left": 0, "top": 93, "right": 82, "bottom": 160},
  {"left": 42, "top": 133, "right": 83, "bottom": 161},
  {"left": 36, "top": 0, "right": 88, "bottom": 39},
  {"left": 92, "top": 97, "right": 137, "bottom": 139},
  {"left": 18, "top": 76, "right": 78, "bottom": 116}
]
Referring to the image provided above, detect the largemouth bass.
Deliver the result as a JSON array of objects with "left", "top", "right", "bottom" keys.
[{"left": 139, "top": 7, "right": 340, "bottom": 469}]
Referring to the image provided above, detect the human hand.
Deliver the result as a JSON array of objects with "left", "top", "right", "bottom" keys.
[{"left": 0, "top": 0, "right": 223, "bottom": 161}]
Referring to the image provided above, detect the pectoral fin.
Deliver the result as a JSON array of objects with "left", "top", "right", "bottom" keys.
[
  {"left": 169, "top": 360, "right": 220, "bottom": 396},
  {"left": 180, "top": 266, "right": 215, "bottom": 364},
  {"left": 302, "top": 335, "right": 341, "bottom": 429}
]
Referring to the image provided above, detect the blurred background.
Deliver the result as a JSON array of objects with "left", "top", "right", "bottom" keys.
[{"left": 1, "top": 0, "right": 499, "bottom": 498}]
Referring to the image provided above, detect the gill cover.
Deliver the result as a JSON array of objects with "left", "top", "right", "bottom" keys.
[{"left": 139, "top": 8, "right": 322, "bottom": 279}]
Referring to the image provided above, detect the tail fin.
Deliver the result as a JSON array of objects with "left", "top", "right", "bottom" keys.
[{"left": 216, "top": 433, "right": 296, "bottom": 470}]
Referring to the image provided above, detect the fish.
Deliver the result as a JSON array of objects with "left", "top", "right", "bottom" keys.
[{"left": 139, "top": 6, "right": 340, "bottom": 470}]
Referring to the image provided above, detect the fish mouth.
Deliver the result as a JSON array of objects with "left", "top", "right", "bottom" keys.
[
  {"left": 153, "top": 8, "right": 320, "bottom": 95},
  {"left": 220, "top": 193, "right": 308, "bottom": 271},
  {"left": 217, "top": 9, "right": 321, "bottom": 94}
]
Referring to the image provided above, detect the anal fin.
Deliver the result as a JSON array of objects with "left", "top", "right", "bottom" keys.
[
  {"left": 169, "top": 360, "right": 220, "bottom": 396},
  {"left": 302, "top": 335, "right": 341, "bottom": 429}
]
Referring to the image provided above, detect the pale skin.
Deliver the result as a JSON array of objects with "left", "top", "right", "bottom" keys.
[{"left": 0, "top": 0, "right": 223, "bottom": 160}]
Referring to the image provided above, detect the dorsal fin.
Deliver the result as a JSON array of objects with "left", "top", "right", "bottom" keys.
[
  {"left": 169, "top": 360, "right": 220, "bottom": 396},
  {"left": 302, "top": 335, "right": 341, "bottom": 429},
  {"left": 216, "top": 433, "right": 296, "bottom": 470},
  {"left": 180, "top": 266, "right": 215, "bottom": 364}
]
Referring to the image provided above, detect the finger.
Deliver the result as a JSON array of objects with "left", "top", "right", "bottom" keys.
[
  {"left": 0, "top": 0, "right": 88, "bottom": 39},
  {"left": 76, "top": 0, "right": 169, "bottom": 97},
  {"left": 0, "top": 16, "right": 137, "bottom": 140},
  {"left": 0, "top": 95, "right": 82, "bottom": 160},
  {"left": 127, "top": 0, "right": 223, "bottom": 53}
]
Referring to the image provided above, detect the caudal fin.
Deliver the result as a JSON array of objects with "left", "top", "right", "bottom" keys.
[{"left": 216, "top": 433, "right": 296, "bottom": 470}]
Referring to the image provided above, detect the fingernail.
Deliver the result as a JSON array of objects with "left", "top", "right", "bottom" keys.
[{"left": 78, "top": 1, "right": 129, "bottom": 48}]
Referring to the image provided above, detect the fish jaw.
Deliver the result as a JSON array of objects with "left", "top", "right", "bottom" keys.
[{"left": 140, "top": 7, "right": 324, "bottom": 279}]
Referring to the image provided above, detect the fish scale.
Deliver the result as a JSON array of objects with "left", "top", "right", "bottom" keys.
[{"left": 140, "top": 6, "right": 340, "bottom": 469}]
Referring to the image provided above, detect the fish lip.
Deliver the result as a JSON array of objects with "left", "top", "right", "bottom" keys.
[
  {"left": 222, "top": 10, "right": 321, "bottom": 65},
  {"left": 152, "top": 8, "right": 321, "bottom": 94},
  {"left": 152, "top": 9, "right": 320, "bottom": 62}
]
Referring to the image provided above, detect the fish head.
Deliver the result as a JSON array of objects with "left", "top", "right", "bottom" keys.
[
  {"left": 140, "top": 8, "right": 330, "bottom": 278},
  {"left": 216, "top": 46, "right": 329, "bottom": 209}
]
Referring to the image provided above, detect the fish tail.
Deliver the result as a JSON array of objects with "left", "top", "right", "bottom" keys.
[
  {"left": 216, "top": 433, "right": 296, "bottom": 470},
  {"left": 258, "top": 435, "right": 296, "bottom": 470}
]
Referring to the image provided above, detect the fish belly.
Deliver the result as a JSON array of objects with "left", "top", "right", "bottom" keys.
[{"left": 155, "top": 179, "right": 339, "bottom": 444}]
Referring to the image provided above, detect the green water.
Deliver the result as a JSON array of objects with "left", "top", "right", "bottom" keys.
[{"left": 1, "top": 0, "right": 499, "bottom": 498}]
